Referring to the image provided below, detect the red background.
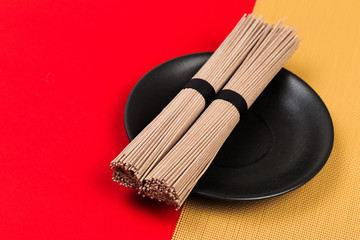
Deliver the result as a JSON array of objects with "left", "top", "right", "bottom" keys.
[{"left": 0, "top": 1, "right": 255, "bottom": 239}]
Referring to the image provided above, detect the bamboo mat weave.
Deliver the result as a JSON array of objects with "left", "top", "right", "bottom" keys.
[{"left": 173, "top": 0, "right": 360, "bottom": 239}]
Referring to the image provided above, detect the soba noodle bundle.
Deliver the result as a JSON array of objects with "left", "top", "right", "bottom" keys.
[
  {"left": 110, "top": 15, "right": 268, "bottom": 188},
  {"left": 142, "top": 20, "right": 300, "bottom": 209}
]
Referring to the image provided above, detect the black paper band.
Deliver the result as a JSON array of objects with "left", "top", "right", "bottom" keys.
[
  {"left": 184, "top": 78, "right": 215, "bottom": 105},
  {"left": 216, "top": 89, "right": 248, "bottom": 115}
]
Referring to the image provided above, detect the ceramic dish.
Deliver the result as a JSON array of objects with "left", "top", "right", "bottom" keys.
[{"left": 124, "top": 52, "right": 334, "bottom": 200}]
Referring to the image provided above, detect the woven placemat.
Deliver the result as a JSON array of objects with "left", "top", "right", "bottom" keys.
[{"left": 173, "top": 0, "right": 360, "bottom": 239}]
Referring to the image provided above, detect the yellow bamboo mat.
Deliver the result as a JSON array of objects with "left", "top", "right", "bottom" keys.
[{"left": 173, "top": 0, "right": 360, "bottom": 239}]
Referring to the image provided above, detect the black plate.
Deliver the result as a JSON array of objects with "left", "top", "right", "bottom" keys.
[{"left": 124, "top": 52, "right": 334, "bottom": 200}]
